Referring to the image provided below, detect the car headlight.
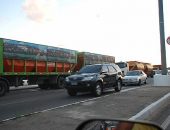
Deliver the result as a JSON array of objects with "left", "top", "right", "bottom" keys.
[
  {"left": 65, "top": 77, "right": 69, "bottom": 82},
  {"left": 82, "top": 76, "right": 94, "bottom": 81}
]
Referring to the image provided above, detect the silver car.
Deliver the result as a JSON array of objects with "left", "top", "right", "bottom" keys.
[{"left": 123, "top": 70, "right": 147, "bottom": 86}]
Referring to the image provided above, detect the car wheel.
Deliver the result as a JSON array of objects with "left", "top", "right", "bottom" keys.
[
  {"left": 93, "top": 82, "right": 102, "bottom": 97},
  {"left": 144, "top": 78, "right": 147, "bottom": 84},
  {"left": 67, "top": 89, "right": 77, "bottom": 96},
  {"left": 115, "top": 80, "right": 122, "bottom": 92},
  {"left": 138, "top": 79, "right": 141, "bottom": 86}
]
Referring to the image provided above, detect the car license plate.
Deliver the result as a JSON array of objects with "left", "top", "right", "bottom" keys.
[{"left": 71, "top": 82, "right": 77, "bottom": 85}]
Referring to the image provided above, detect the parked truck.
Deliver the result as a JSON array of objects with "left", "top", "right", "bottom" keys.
[
  {"left": 73, "top": 52, "right": 115, "bottom": 72},
  {"left": 0, "top": 38, "right": 115, "bottom": 96},
  {"left": 116, "top": 61, "right": 153, "bottom": 77}
]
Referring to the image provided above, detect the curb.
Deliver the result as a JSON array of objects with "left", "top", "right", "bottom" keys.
[
  {"left": 129, "top": 92, "right": 170, "bottom": 120},
  {"left": 10, "top": 85, "right": 38, "bottom": 91}
]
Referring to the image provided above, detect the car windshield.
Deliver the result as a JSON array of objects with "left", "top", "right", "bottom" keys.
[
  {"left": 78, "top": 65, "right": 102, "bottom": 73},
  {"left": 126, "top": 71, "right": 140, "bottom": 76},
  {"left": 116, "top": 62, "right": 127, "bottom": 68}
]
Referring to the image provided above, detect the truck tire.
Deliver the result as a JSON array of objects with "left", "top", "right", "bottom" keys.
[
  {"left": 57, "top": 76, "right": 65, "bottom": 89},
  {"left": 93, "top": 82, "right": 102, "bottom": 97},
  {"left": 115, "top": 80, "right": 122, "bottom": 92},
  {"left": 67, "top": 89, "right": 77, "bottom": 96},
  {"left": 0, "top": 81, "right": 7, "bottom": 97}
]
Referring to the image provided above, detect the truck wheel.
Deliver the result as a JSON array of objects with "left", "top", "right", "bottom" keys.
[
  {"left": 0, "top": 81, "right": 7, "bottom": 97},
  {"left": 67, "top": 89, "right": 77, "bottom": 96},
  {"left": 38, "top": 84, "right": 48, "bottom": 89},
  {"left": 93, "top": 82, "right": 102, "bottom": 97},
  {"left": 57, "top": 77, "right": 65, "bottom": 89},
  {"left": 115, "top": 80, "right": 122, "bottom": 92}
]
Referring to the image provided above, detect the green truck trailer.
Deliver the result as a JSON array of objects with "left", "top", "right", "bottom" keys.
[{"left": 0, "top": 38, "right": 115, "bottom": 96}]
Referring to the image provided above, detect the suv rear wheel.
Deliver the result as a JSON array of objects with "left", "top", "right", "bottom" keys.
[
  {"left": 115, "top": 80, "right": 122, "bottom": 92},
  {"left": 93, "top": 82, "right": 102, "bottom": 97}
]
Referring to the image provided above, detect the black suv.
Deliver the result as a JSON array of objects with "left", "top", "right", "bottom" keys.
[{"left": 65, "top": 64, "right": 123, "bottom": 96}]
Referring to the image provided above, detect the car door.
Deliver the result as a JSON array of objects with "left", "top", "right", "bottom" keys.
[{"left": 107, "top": 65, "right": 117, "bottom": 87}]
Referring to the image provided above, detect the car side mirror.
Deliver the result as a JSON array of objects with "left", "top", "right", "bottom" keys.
[{"left": 76, "top": 119, "right": 163, "bottom": 130}]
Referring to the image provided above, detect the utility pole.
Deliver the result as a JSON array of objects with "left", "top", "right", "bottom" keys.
[{"left": 158, "top": 0, "right": 167, "bottom": 75}]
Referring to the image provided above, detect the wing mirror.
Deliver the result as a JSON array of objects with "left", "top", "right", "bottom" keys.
[{"left": 76, "top": 119, "right": 163, "bottom": 130}]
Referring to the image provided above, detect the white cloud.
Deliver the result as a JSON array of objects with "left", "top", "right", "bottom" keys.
[
  {"left": 2, "top": 0, "right": 169, "bottom": 66},
  {"left": 22, "top": 0, "right": 58, "bottom": 22}
]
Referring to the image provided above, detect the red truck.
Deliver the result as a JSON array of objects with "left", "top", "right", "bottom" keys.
[{"left": 0, "top": 38, "right": 115, "bottom": 96}]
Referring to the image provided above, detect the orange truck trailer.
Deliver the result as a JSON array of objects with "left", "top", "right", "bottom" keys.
[
  {"left": 0, "top": 38, "right": 115, "bottom": 96},
  {"left": 128, "top": 61, "right": 153, "bottom": 77},
  {"left": 116, "top": 61, "right": 153, "bottom": 77}
]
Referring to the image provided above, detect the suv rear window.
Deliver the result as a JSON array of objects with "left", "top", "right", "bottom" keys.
[
  {"left": 102, "top": 65, "right": 109, "bottom": 73},
  {"left": 108, "top": 65, "right": 117, "bottom": 73}
]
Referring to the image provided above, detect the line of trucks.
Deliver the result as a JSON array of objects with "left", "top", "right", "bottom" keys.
[
  {"left": 115, "top": 61, "right": 154, "bottom": 77},
  {"left": 0, "top": 38, "right": 116, "bottom": 96},
  {"left": 0, "top": 38, "right": 155, "bottom": 97}
]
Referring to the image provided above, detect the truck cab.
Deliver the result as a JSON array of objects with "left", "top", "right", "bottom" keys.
[{"left": 116, "top": 62, "right": 129, "bottom": 76}]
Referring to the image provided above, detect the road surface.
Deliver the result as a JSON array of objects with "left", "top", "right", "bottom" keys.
[{"left": 0, "top": 78, "right": 169, "bottom": 130}]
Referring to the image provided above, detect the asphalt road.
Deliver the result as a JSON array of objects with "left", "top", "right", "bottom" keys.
[
  {"left": 0, "top": 79, "right": 170, "bottom": 130},
  {"left": 0, "top": 88, "right": 94, "bottom": 121},
  {"left": 0, "top": 78, "right": 169, "bottom": 130},
  {"left": 149, "top": 102, "right": 170, "bottom": 130},
  {"left": 160, "top": 105, "right": 170, "bottom": 130},
  {"left": 0, "top": 80, "right": 152, "bottom": 121}
]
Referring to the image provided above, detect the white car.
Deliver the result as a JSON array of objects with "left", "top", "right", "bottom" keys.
[{"left": 123, "top": 70, "right": 147, "bottom": 86}]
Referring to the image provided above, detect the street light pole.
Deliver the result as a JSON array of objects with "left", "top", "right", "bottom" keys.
[{"left": 158, "top": 0, "right": 167, "bottom": 75}]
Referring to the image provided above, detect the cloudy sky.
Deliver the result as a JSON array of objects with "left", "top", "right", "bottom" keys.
[{"left": 0, "top": 0, "right": 170, "bottom": 66}]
